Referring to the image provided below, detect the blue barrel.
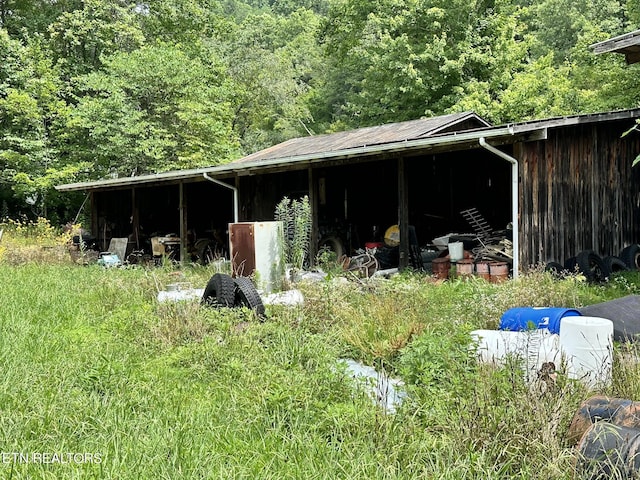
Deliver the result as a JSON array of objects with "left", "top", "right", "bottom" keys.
[{"left": 499, "top": 307, "right": 582, "bottom": 334}]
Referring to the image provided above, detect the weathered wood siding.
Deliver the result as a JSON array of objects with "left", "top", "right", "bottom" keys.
[{"left": 517, "top": 121, "right": 640, "bottom": 268}]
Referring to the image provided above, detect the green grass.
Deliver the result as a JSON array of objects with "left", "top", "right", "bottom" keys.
[{"left": 0, "top": 261, "right": 639, "bottom": 479}]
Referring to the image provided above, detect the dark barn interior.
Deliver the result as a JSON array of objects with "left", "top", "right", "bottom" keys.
[
  {"left": 90, "top": 180, "right": 236, "bottom": 258},
  {"left": 59, "top": 109, "right": 640, "bottom": 274},
  {"left": 88, "top": 145, "right": 512, "bottom": 266}
]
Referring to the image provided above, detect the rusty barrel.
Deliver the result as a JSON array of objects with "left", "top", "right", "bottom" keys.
[
  {"left": 475, "top": 261, "right": 491, "bottom": 280},
  {"left": 455, "top": 259, "right": 474, "bottom": 278},
  {"left": 431, "top": 257, "right": 450, "bottom": 280},
  {"left": 489, "top": 262, "right": 509, "bottom": 283},
  {"left": 567, "top": 396, "right": 640, "bottom": 446},
  {"left": 575, "top": 422, "right": 640, "bottom": 479}
]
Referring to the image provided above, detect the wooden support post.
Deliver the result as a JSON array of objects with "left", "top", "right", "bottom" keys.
[
  {"left": 308, "top": 167, "right": 318, "bottom": 265},
  {"left": 179, "top": 182, "right": 188, "bottom": 264},
  {"left": 398, "top": 157, "right": 409, "bottom": 270},
  {"left": 131, "top": 187, "right": 140, "bottom": 249},
  {"left": 235, "top": 176, "right": 243, "bottom": 221},
  {"left": 90, "top": 192, "right": 100, "bottom": 249}
]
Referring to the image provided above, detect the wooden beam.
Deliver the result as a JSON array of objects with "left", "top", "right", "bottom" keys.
[
  {"left": 235, "top": 176, "right": 243, "bottom": 221},
  {"left": 90, "top": 192, "right": 100, "bottom": 249},
  {"left": 308, "top": 167, "right": 318, "bottom": 265},
  {"left": 179, "top": 182, "right": 188, "bottom": 264},
  {"left": 593, "top": 35, "right": 640, "bottom": 54},
  {"left": 398, "top": 157, "right": 409, "bottom": 270},
  {"left": 131, "top": 187, "right": 140, "bottom": 249}
]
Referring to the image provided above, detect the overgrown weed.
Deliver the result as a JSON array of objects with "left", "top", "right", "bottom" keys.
[
  {"left": 0, "top": 260, "right": 639, "bottom": 478},
  {"left": 0, "top": 217, "right": 74, "bottom": 265}
]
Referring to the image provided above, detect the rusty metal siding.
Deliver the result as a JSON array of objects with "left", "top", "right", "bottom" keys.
[{"left": 519, "top": 122, "right": 640, "bottom": 268}]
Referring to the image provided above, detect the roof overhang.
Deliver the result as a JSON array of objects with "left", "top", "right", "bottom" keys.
[
  {"left": 591, "top": 30, "right": 640, "bottom": 64},
  {"left": 56, "top": 126, "right": 546, "bottom": 192},
  {"left": 56, "top": 107, "right": 640, "bottom": 193}
]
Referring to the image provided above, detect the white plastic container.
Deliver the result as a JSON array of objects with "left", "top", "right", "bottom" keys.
[
  {"left": 448, "top": 241, "right": 464, "bottom": 262},
  {"left": 559, "top": 316, "right": 613, "bottom": 388},
  {"left": 471, "top": 329, "right": 561, "bottom": 382}
]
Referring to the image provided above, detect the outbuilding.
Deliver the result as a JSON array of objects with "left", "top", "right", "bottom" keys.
[{"left": 56, "top": 108, "right": 640, "bottom": 275}]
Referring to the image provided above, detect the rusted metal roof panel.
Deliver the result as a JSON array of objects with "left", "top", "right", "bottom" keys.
[
  {"left": 55, "top": 108, "right": 640, "bottom": 193},
  {"left": 234, "top": 111, "right": 490, "bottom": 164}
]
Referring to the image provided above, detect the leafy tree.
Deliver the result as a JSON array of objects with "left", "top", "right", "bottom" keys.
[
  {"left": 0, "top": 30, "right": 86, "bottom": 221},
  {"left": 0, "top": 0, "right": 82, "bottom": 39},
  {"left": 137, "top": 0, "right": 230, "bottom": 45},
  {"left": 317, "top": 0, "right": 529, "bottom": 128},
  {"left": 69, "top": 43, "right": 240, "bottom": 177},
  {"left": 492, "top": 54, "right": 581, "bottom": 121},
  {"left": 222, "top": 8, "right": 322, "bottom": 152},
  {"left": 48, "top": 0, "right": 145, "bottom": 75}
]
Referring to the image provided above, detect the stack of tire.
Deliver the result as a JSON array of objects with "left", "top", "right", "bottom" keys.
[
  {"left": 201, "top": 273, "right": 265, "bottom": 317},
  {"left": 545, "top": 244, "right": 640, "bottom": 283}
]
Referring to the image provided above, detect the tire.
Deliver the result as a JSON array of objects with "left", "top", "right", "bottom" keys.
[
  {"left": 233, "top": 276, "right": 265, "bottom": 317},
  {"left": 619, "top": 244, "right": 640, "bottom": 270},
  {"left": 201, "top": 273, "right": 235, "bottom": 307},
  {"left": 576, "top": 250, "right": 609, "bottom": 283},
  {"left": 319, "top": 236, "right": 344, "bottom": 259},
  {"left": 564, "top": 256, "right": 577, "bottom": 272},
  {"left": 603, "top": 255, "right": 630, "bottom": 275},
  {"left": 544, "top": 261, "right": 565, "bottom": 277}
]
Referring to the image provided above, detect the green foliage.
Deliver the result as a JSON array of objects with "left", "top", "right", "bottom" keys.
[
  {"left": 318, "top": 0, "right": 531, "bottom": 127},
  {"left": 222, "top": 9, "right": 322, "bottom": 153},
  {"left": 138, "top": 0, "right": 228, "bottom": 44},
  {"left": 70, "top": 43, "right": 240, "bottom": 176},
  {"left": 2, "top": 0, "right": 640, "bottom": 223},
  {"left": 48, "top": 0, "right": 145, "bottom": 74},
  {"left": 0, "top": 30, "right": 84, "bottom": 221},
  {"left": 0, "top": 258, "right": 639, "bottom": 478},
  {"left": 275, "top": 195, "right": 311, "bottom": 270}
]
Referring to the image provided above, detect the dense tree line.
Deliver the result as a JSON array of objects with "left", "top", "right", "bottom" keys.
[{"left": 1, "top": 0, "right": 639, "bottom": 222}]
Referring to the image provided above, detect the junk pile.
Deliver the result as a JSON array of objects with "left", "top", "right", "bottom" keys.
[
  {"left": 424, "top": 208, "right": 513, "bottom": 280},
  {"left": 471, "top": 307, "right": 614, "bottom": 388},
  {"left": 459, "top": 207, "right": 513, "bottom": 263}
]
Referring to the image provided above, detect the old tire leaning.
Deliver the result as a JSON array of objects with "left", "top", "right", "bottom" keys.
[
  {"left": 619, "top": 244, "right": 640, "bottom": 270},
  {"left": 603, "top": 255, "right": 630, "bottom": 275},
  {"left": 319, "top": 236, "right": 344, "bottom": 259},
  {"left": 234, "top": 276, "right": 265, "bottom": 317},
  {"left": 576, "top": 250, "right": 609, "bottom": 283},
  {"left": 544, "top": 261, "right": 565, "bottom": 277},
  {"left": 202, "top": 273, "right": 235, "bottom": 307},
  {"left": 564, "top": 256, "right": 577, "bottom": 272}
]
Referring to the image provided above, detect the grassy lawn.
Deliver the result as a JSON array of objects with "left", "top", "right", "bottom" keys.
[{"left": 0, "top": 243, "right": 639, "bottom": 478}]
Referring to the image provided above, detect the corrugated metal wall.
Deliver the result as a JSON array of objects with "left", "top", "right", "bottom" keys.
[{"left": 518, "top": 121, "right": 640, "bottom": 268}]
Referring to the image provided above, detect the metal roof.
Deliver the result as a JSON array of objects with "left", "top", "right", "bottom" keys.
[
  {"left": 56, "top": 108, "right": 640, "bottom": 192},
  {"left": 235, "top": 111, "right": 490, "bottom": 164},
  {"left": 591, "top": 29, "right": 640, "bottom": 64}
]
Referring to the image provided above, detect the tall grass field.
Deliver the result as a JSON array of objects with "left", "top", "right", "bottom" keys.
[{"left": 1, "top": 224, "right": 640, "bottom": 478}]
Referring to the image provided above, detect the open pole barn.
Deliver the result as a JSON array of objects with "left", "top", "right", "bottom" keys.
[{"left": 56, "top": 109, "right": 640, "bottom": 276}]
